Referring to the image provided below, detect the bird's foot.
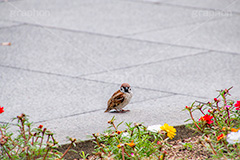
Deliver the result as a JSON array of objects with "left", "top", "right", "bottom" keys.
[{"left": 119, "top": 109, "right": 130, "bottom": 113}]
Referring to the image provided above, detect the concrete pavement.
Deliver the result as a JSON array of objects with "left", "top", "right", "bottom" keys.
[{"left": 0, "top": 0, "right": 240, "bottom": 144}]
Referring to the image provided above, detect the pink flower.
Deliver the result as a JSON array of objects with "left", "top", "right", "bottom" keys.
[
  {"left": 234, "top": 101, "right": 240, "bottom": 110},
  {"left": 224, "top": 105, "right": 230, "bottom": 109}
]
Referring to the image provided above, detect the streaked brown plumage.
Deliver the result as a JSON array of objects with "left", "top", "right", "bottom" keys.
[{"left": 105, "top": 83, "right": 133, "bottom": 113}]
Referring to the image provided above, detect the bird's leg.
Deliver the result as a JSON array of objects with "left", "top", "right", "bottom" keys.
[{"left": 120, "top": 109, "right": 130, "bottom": 113}]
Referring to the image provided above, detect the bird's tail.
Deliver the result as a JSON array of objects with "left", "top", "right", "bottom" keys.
[{"left": 104, "top": 109, "right": 109, "bottom": 113}]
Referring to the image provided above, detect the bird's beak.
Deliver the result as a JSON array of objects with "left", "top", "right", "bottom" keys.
[{"left": 125, "top": 87, "right": 129, "bottom": 92}]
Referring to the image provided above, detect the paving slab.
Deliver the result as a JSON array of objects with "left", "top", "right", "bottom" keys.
[
  {"left": 84, "top": 51, "right": 240, "bottom": 99},
  {"left": 0, "top": 0, "right": 239, "bottom": 145},
  {"left": 148, "top": 0, "right": 240, "bottom": 14},
  {"left": 0, "top": 19, "right": 22, "bottom": 28},
  {"left": 35, "top": 95, "right": 207, "bottom": 143},
  {"left": 124, "top": 16, "right": 240, "bottom": 53},
  {"left": 0, "top": 0, "right": 224, "bottom": 36},
  {"left": 0, "top": 65, "right": 172, "bottom": 123},
  {"left": 0, "top": 25, "right": 206, "bottom": 77}
]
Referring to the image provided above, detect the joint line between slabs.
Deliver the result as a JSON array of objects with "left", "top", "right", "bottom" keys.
[
  {"left": 2, "top": 18, "right": 239, "bottom": 56},
  {"left": 34, "top": 108, "right": 105, "bottom": 123},
  {"left": 0, "top": 64, "right": 212, "bottom": 99},
  {"left": 79, "top": 50, "right": 211, "bottom": 77},
  {"left": 120, "top": 0, "right": 240, "bottom": 16}
]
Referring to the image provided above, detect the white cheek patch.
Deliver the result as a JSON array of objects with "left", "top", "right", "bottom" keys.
[{"left": 120, "top": 87, "right": 124, "bottom": 92}]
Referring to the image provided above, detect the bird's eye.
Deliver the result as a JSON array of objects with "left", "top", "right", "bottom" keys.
[
  {"left": 129, "top": 88, "right": 131, "bottom": 91},
  {"left": 120, "top": 87, "right": 124, "bottom": 92}
]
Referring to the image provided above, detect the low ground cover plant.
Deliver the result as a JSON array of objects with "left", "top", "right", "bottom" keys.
[
  {"left": 184, "top": 87, "right": 240, "bottom": 159},
  {"left": 0, "top": 110, "right": 76, "bottom": 160},
  {"left": 92, "top": 117, "right": 176, "bottom": 160}
]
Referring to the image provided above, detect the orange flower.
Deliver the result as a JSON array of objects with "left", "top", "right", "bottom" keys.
[
  {"left": 199, "top": 116, "right": 204, "bottom": 121},
  {"left": 126, "top": 140, "right": 135, "bottom": 147},
  {"left": 117, "top": 143, "right": 124, "bottom": 148},
  {"left": 116, "top": 131, "right": 122, "bottom": 134},
  {"left": 231, "top": 128, "right": 240, "bottom": 132},
  {"left": 217, "top": 134, "right": 225, "bottom": 141}
]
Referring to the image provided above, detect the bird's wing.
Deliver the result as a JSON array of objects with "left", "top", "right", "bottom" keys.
[{"left": 107, "top": 90, "right": 125, "bottom": 110}]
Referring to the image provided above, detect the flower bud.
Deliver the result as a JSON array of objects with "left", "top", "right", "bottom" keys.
[{"left": 205, "top": 137, "right": 211, "bottom": 143}]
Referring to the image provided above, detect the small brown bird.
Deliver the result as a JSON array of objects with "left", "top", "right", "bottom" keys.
[{"left": 105, "top": 83, "right": 133, "bottom": 113}]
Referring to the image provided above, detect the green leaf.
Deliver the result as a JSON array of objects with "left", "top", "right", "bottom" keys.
[
  {"left": 184, "top": 118, "right": 191, "bottom": 122},
  {"left": 117, "top": 121, "right": 123, "bottom": 128}
]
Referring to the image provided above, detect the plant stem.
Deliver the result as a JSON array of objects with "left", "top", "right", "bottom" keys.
[
  {"left": 38, "top": 132, "right": 46, "bottom": 156},
  {"left": 59, "top": 142, "right": 73, "bottom": 159},
  {"left": 121, "top": 146, "right": 125, "bottom": 160},
  {"left": 226, "top": 107, "right": 231, "bottom": 126},
  {"left": 92, "top": 134, "right": 106, "bottom": 154},
  {"left": 189, "top": 110, "right": 202, "bottom": 132},
  {"left": 206, "top": 140, "right": 217, "bottom": 155},
  {"left": 42, "top": 147, "right": 50, "bottom": 160},
  {"left": 112, "top": 122, "right": 117, "bottom": 130},
  {"left": 124, "top": 149, "right": 131, "bottom": 158},
  {"left": 200, "top": 109, "right": 205, "bottom": 115},
  {"left": 3, "top": 146, "right": 13, "bottom": 160}
]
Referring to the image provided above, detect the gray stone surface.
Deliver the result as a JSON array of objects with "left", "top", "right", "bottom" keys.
[
  {"left": 0, "top": 19, "right": 21, "bottom": 28},
  {"left": 0, "top": 0, "right": 240, "bottom": 144},
  {"left": 147, "top": 0, "right": 240, "bottom": 14},
  {"left": 36, "top": 95, "right": 207, "bottom": 141},
  {"left": 84, "top": 52, "right": 240, "bottom": 98},
  {"left": 0, "top": 66, "right": 171, "bottom": 123},
  {"left": 0, "top": 25, "right": 206, "bottom": 77},
  {"left": 125, "top": 16, "right": 240, "bottom": 53},
  {"left": 0, "top": 0, "right": 225, "bottom": 36}
]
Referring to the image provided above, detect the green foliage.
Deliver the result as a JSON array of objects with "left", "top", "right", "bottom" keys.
[
  {"left": 0, "top": 114, "right": 76, "bottom": 160},
  {"left": 92, "top": 116, "right": 169, "bottom": 160},
  {"left": 181, "top": 142, "right": 193, "bottom": 151},
  {"left": 185, "top": 87, "right": 240, "bottom": 159},
  {"left": 79, "top": 151, "right": 89, "bottom": 159}
]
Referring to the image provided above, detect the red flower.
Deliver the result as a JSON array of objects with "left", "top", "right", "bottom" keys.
[
  {"left": 217, "top": 134, "right": 225, "bottom": 141},
  {"left": 199, "top": 114, "right": 213, "bottom": 124},
  {"left": 0, "top": 106, "right": 4, "bottom": 114},
  {"left": 234, "top": 101, "right": 240, "bottom": 110},
  {"left": 38, "top": 125, "right": 43, "bottom": 129}
]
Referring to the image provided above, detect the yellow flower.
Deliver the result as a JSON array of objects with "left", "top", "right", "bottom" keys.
[{"left": 160, "top": 123, "right": 176, "bottom": 139}]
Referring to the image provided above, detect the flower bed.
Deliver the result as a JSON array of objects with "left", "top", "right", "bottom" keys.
[{"left": 1, "top": 87, "right": 239, "bottom": 159}]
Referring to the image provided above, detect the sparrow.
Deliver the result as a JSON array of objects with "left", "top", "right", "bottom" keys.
[{"left": 105, "top": 83, "right": 133, "bottom": 113}]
